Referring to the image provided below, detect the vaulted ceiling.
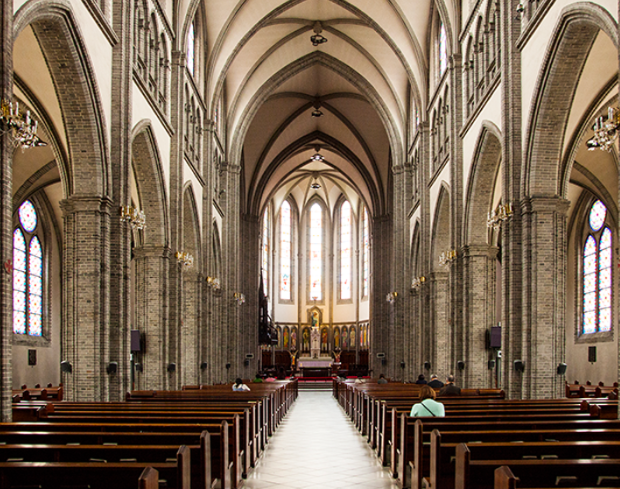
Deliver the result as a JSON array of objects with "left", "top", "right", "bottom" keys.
[{"left": 197, "top": 0, "right": 437, "bottom": 217}]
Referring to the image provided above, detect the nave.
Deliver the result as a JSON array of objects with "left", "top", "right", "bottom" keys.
[{"left": 244, "top": 391, "right": 398, "bottom": 489}]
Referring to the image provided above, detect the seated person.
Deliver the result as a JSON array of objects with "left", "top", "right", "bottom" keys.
[
  {"left": 427, "top": 374, "right": 444, "bottom": 388},
  {"left": 377, "top": 373, "right": 388, "bottom": 384},
  {"left": 265, "top": 374, "right": 276, "bottom": 382},
  {"left": 410, "top": 385, "right": 445, "bottom": 417},
  {"left": 232, "top": 378, "right": 250, "bottom": 391},
  {"left": 415, "top": 374, "right": 427, "bottom": 385},
  {"left": 438, "top": 374, "right": 461, "bottom": 396},
  {"left": 252, "top": 373, "right": 264, "bottom": 383}
]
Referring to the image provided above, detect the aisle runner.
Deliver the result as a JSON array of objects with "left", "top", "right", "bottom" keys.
[{"left": 243, "top": 391, "right": 399, "bottom": 489}]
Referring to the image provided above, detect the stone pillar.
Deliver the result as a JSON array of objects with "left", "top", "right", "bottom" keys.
[
  {"left": 240, "top": 215, "right": 260, "bottom": 375},
  {"left": 60, "top": 196, "right": 111, "bottom": 401},
  {"left": 370, "top": 216, "right": 390, "bottom": 376},
  {"left": 521, "top": 196, "right": 569, "bottom": 399},
  {"left": 430, "top": 270, "right": 451, "bottom": 377},
  {"left": 108, "top": 0, "right": 133, "bottom": 401},
  {"left": 180, "top": 269, "right": 200, "bottom": 385},
  {"left": 462, "top": 244, "right": 498, "bottom": 388},
  {"left": 131, "top": 245, "right": 170, "bottom": 390},
  {"left": 0, "top": 0, "right": 13, "bottom": 420},
  {"left": 500, "top": 0, "right": 524, "bottom": 399},
  {"left": 391, "top": 163, "right": 407, "bottom": 380}
]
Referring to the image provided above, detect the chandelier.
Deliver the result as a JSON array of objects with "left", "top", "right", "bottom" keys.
[
  {"left": 439, "top": 249, "right": 457, "bottom": 267},
  {"left": 385, "top": 292, "right": 398, "bottom": 304},
  {"left": 587, "top": 107, "right": 620, "bottom": 152},
  {"left": 311, "top": 22, "right": 327, "bottom": 46},
  {"left": 0, "top": 100, "right": 47, "bottom": 150},
  {"left": 234, "top": 292, "right": 246, "bottom": 305},
  {"left": 411, "top": 276, "right": 426, "bottom": 290},
  {"left": 487, "top": 202, "right": 513, "bottom": 230},
  {"left": 206, "top": 276, "right": 221, "bottom": 290},
  {"left": 175, "top": 251, "right": 194, "bottom": 269},
  {"left": 120, "top": 206, "right": 146, "bottom": 230}
]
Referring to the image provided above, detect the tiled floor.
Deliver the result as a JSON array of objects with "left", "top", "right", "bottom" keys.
[{"left": 242, "top": 391, "right": 400, "bottom": 489}]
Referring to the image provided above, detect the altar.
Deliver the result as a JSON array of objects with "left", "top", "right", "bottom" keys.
[{"left": 298, "top": 358, "right": 332, "bottom": 378}]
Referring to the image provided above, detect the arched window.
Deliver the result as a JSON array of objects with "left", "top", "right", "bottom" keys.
[
  {"left": 583, "top": 200, "right": 612, "bottom": 334},
  {"left": 262, "top": 206, "right": 270, "bottom": 296},
  {"left": 309, "top": 203, "right": 323, "bottom": 300},
  {"left": 187, "top": 21, "right": 195, "bottom": 76},
  {"left": 280, "top": 201, "right": 292, "bottom": 301},
  {"left": 340, "top": 201, "right": 352, "bottom": 300},
  {"left": 438, "top": 22, "right": 447, "bottom": 78},
  {"left": 13, "top": 200, "right": 43, "bottom": 336},
  {"left": 362, "top": 208, "right": 369, "bottom": 298}
]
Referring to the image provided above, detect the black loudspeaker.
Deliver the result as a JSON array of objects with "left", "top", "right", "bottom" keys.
[
  {"left": 225, "top": 363, "right": 231, "bottom": 370},
  {"left": 423, "top": 361, "right": 431, "bottom": 371},
  {"left": 514, "top": 360, "right": 525, "bottom": 373},
  {"left": 489, "top": 326, "right": 502, "bottom": 348},
  {"left": 200, "top": 362, "right": 208, "bottom": 370},
  {"left": 28, "top": 349, "right": 36, "bottom": 366},
  {"left": 488, "top": 360, "right": 496, "bottom": 370},
  {"left": 106, "top": 362, "right": 117, "bottom": 374},
  {"left": 135, "top": 363, "right": 143, "bottom": 372},
  {"left": 60, "top": 361, "right": 72, "bottom": 373},
  {"left": 557, "top": 363, "right": 567, "bottom": 375},
  {"left": 588, "top": 346, "right": 597, "bottom": 363},
  {"left": 167, "top": 363, "right": 176, "bottom": 373},
  {"left": 130, "top": 330, "right": 141, "bottom": 352},
  {"left": 400, "top": 361, "right": 406, "bottom": 369},
  {"left": 457, "top": 361, "right": 465, "bottom": 371},
  {"left": 243, "top": 359, "right": 250, "bottom": 367}
]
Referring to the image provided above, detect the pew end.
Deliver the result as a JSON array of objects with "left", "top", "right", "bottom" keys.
[
  {"left": 139, "top": 467, "right": 159, "bottom": 489},
  {"left": 494, "top": 466, "right": 517, "bottom": 489}
]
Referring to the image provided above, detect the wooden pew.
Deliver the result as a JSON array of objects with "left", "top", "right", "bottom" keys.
[{"left": 455, "top": 443, "right": 620, "bottom": 489}]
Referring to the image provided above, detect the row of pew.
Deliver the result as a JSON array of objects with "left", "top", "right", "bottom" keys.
[
  {"left": 334, "top": 378, "right": 620, "bottom": 489},
  {"left": 2, "top": 379, "right": 297, "bottom": 489}
]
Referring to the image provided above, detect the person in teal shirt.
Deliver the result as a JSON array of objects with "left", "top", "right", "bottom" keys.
[{"left": 410, "top": 385, "right": 445, "bottom": 417}]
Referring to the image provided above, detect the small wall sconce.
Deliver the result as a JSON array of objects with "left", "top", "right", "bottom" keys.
[
  {"left": 176, "top": 251, "right": 194, "bottom": 269},
  {"left": 439, "top": 249, "right": 457, "bottom": 266},
  {"left": 167, "top": 363, "right": 176, "bottom": 373},
  {"left": 411, "top": 276, "right": 426, "bottom": 290},
  {"left": 60, "top": 361, "right": 72, "bottom": 373},
  {"left": 423, "top": 361, "right": 431, "bottom": 371},
  {"left": 206, "top": 276, "right": 221, "bottom": 290},
  {"left": 120, "top": 206, "right": 146, "bottom": 230},
  {"left": 233, "top": 292, "right": 246, "bottom": 305},
  {"left": 457, "top": 360, "right": 465, "bottom": 371},
  {"left": 386, "top": 292, "right": 398, "bottom": 304},
  {"left": 487, "top": 203, "right": 513, "bottom": 229}
]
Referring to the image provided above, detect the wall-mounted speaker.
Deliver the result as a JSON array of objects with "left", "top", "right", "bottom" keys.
[
  {"left": 514, "top": 360, "right": 525, "bottom": 373},
  {"left": 200, "top": 362, "right": 208, "bottom": 370},
  {"left": 135, "top": 363, "right": 143, "bottom": 372},
  {"left": 557, "top": 363, "right": 567, "bottom": 375},
  {"left": 423, "top": 361, "right": 431, "bottom": 371},
  {"left": 376, "top": 353, "right": 385, "bottom": 358},
  {"left": 130, "top": 330, "right": 141, "bottom": 352},
  {"left": 457, "top": 361, "right": 465, "bottom": 371},
  {"left": 225, "top": 363, "right": 231, "bottom": 370},
  {"left": 400, "top": 361, "right": 406, "bottom": 369},
  {"left": 60, "top": 361, "right": 72, "bottom": 373},
  {"left": 488, "top": 360, "right": 496, "bottom": 370},
  {"left": 588, "top": 346, "right": 597, "bottom": 363},
  {"left": 167, "top": 363, "right": 176, "bottom": 373},
  {"left": 106, "top": 362, "right": 117, "bottom": 374}
]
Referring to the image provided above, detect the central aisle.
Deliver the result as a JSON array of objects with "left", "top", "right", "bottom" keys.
[{"left": 243, "top": 390, "right": 400, "bottom": 489}]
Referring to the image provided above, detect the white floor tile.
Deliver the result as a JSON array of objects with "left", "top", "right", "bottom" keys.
[{"left": 241, "top": 391, "right": 399, "bottom": 488}]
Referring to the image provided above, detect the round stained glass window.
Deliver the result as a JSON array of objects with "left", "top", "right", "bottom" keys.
[
  {"left": 589, "top": 200, "right": 607, "bottom": 232},
  {"left": 18, "top": 201, "right": 37, "bottom": 233}
]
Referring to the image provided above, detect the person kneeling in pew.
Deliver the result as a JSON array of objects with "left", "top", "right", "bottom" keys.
[{"left": 410, "top": 385, "right": 445, "bottom": 417}]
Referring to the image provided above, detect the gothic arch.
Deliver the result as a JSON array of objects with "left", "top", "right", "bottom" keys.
[
  {"left": 431, "top": 183, "right": 451, "bottom": 270},
  {"left": 524, "top": 2, "right": 618, "bottom": 197},
  {"left": 14, "top": 0, "right": 110, "bottom": 197},
  {"left": 464, "top": 121, "right": 502, "bottom": 245}
]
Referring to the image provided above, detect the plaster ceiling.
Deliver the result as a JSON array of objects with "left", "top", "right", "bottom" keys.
[{"left": 202, "top": 0, "right": 435, "bottom": 217}]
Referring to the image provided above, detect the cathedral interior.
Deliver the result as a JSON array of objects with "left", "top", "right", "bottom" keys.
[{"left": 2, "top": 0, "right": 619, "bottom": 415}]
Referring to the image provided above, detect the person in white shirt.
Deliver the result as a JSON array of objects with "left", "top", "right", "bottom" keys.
[
  {"left": 232, "top": 378, "right": 250, "bottom": 391},
  {"left": 410, "top": 385, "right": 445, "bottom": 417}
]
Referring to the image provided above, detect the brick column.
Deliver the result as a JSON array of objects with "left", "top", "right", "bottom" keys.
[
  {"left": 60, "top": 196, "right": 111, "bottom": 401},
  {"left": 131, "top": 245, "right": 170, "bottom": 390},
  {"left": 391, "top": 163, "right": 407, "bottom": 380},
  {"left": 0, "top": 0, "right": 13, "bottom": 420},
  {"left": 462, "top": 244, "right": 498, "bottom": 388},
  {"left": 521, "top": 196, "right": 569, "bottom": 399},
  {"left": 180, "top": 269, "right": 200, "bottom": 385},
  {"left": 369, "top": 216, "right": 390, "bottom": 376},
  {"left": 240, "top": 215, "right": 260, "bottom": 375},
  {"left": 430, "top": 270, "right": 451, "bottom": 377}
]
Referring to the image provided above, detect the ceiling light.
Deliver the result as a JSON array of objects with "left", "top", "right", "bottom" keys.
[
  {"left": 310, "top": 182, "right": 321, "bottom": 189},
  {"left": 311, "top": 34, "right": 327, "bottom": 46},
  {"left": 311, "top": 108, "right": 323, "bottom": 118},
  {"left": 311, "top": 153, "right": 324, "bottom": 162}
]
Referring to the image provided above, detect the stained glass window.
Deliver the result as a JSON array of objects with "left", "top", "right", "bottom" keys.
[
  {"left": 280, "top": 201, "right": 291, "bottom": 300},
  {"left": 340, "top": 201, "right": 351, "bottom": 300},
  {"left": 262, "top": 207, "right": 270, "bottom": 296},
  {"left": 362, "top": 209, "right": 369, "bottom": 298},
  {"left": 13, "top": 201, "right": 43, "bottom": 336},
  {"left": 439, "top": 23, "right": 447, "bottom": 77},
  {"left": 582, "top": 200, "right": 613, "bottom": 335},
  {"left": 187, "top": 22, "right": 195, "bottom": 75},
  {"left": 310, "top": 203, "right": 322, "bottom": 300}
]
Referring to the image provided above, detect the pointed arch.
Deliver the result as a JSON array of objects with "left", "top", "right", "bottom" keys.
[{"left": 431, "top": 183, "right": 451, "bottom": 270}]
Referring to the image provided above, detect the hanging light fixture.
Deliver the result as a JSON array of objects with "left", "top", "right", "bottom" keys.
[
  {"left": 0, "top": 99, "right": 47, "bottom": 150},
  {"left": 120, "top": 206, "right": 146, "bottom": 230},
  {"left": 587, "top": 107, "right": 620, "bottom": 152},
  {"left": 310, "top": 21, "right": 328, "bottom": 46}
]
